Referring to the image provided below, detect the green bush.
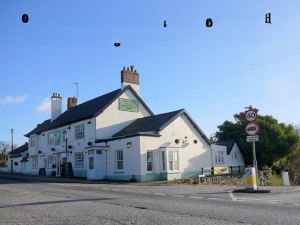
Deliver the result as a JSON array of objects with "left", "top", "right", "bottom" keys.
[{"left": 265, "top": 174, "right": 283, "bottom": 186}]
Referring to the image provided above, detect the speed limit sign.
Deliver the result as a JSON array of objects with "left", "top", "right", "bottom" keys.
[{"left": 245, "top": 109, "right": 257, "bottom": 122}]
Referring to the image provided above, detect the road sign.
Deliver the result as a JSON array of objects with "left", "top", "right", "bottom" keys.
[
  {"left": 245, "top": 123, "right": 259, "bottom": 135},
  {"left": 247, "top": 135, "right": 259, "bottom": 142},
  {"left": 245, "top": 109, "right": 257, "bottom": 122}
]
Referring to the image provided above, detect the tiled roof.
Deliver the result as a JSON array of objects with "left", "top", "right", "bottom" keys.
[
  {"left": 113, "top": 109, "right": 184, "bottom": 137},
  {"left": 25, "top": 86, "right": 153, "bottom": 137},
  {"left": 111, "top": 109, "right": 211, "bottom": 144},
  {"left": 9, "top": 143, "right": 28, "bottom": 158},
  {"left": 215, "top": 140, "right": 236, "bottom": 154}
]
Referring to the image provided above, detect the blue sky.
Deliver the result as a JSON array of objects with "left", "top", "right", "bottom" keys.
[{"left": 1, "top": 1, "right": 300, "bottom": 146}]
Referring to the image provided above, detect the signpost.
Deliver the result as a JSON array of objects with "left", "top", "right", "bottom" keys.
[{"left": 244, "top": 106, "right": 259, "bottom": 188}]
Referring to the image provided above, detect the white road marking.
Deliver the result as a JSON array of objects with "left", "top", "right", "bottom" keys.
[
  {"left": 154, "top": 193, "right": 167, "bottom": 196},
  {"left": 228, "top": 191, "right": 237, "bottom": 201},
  {"left": 188, "top": 196, "right": 204, "bottom": 199}
]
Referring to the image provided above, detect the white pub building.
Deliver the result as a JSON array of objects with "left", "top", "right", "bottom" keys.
[{"left": 14, "top": 66, "right": 244, "bottom": 181}]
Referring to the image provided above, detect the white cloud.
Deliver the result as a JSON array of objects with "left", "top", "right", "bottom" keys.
[
  {"left": 36, "top": 98, "right": 51, "bottom": 113},
  {"left": 0, "top": 95, "right": 27, "bottom": 106}
]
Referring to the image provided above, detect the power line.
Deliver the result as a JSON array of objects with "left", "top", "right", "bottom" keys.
[{"left": 153, "top": 46, "right": 300, "bottom": 99}]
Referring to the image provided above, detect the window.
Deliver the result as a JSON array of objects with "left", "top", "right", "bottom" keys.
[
  {"left": 47, "top": 155, "right": 56, "bottom": 168},
  {"left": 30, "top": 136, "right": 36, "bottom": 147},
  {"left": 54, "top": 131, "right": 61, "bottom": 145},
  {"left": 147, "top": 151, "right": 154, "bottom": 172},
  {"left": 89, "top": 157, "right": 94, "bottom": 169},
  {"left": 215, "top": 151, "right": 225, "bottom": 164},
  {"left": 48, "top": 132, "right": 55, "bottom": 145},
  {"left": 116, "top": 150, "right": 123, "bottom": 170},
  {"left": 234, "top": 152, "right": 238, "bottom": 159},
  {"left": 162, "top": 151, "right": 165, "bottom": 171},
  {"left": 75, "top": 152, "right": 84, "bottom": 167},
  {"left": 75, "top": 124, "right": 84, "bottom": 139},
  {"left": 32, "top": 156, "right": 38, "bottom": 169},
  {"left": 168, "top": 151, "right": 179, "bottom": 171}
]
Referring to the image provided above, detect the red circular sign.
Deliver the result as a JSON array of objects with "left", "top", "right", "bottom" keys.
[
  {"left": 245, "top": 109, "right": 257, "bottom": 122},
  {"left": 245, "top": 123, "right": 259, "bottom": 135}
]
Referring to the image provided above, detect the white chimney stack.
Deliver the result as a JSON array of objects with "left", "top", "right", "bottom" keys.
[
  {"left": 51, "top": 93, "right": 62, "bottom": 121},
  {"left": 121, "top": 65, "right": 140, "bottom": 95}
]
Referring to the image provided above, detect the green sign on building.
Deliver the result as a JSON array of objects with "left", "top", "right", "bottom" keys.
[{"left": 118, "top": 98, "right": 139, "bottom": 112}]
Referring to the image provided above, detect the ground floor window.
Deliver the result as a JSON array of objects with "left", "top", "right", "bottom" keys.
[
  {"left": 89, "top": 157, "right": 94, "bottom": 169},
  {"left": 116, "top": 150, "right": 123, "bottom": 170},
  {"left": 168, "top": 151, "right": 179, "bottom": 171},
  {"left": 147, "top": 151, "right": 154, "bottom": 172},
  {"left": 215, "top": 151, "right": 225, "bottom": 164},
  {"left": 75, "top": 152, "right": 84, "bottom": 167},
  {"left": 47, "top": 155, "right": 56, "bottom": 168},
  {"left": 32, "top": 156, "right": 38, "bottom": 169},
  {"left": 161, "top": 151, "right": 165, "bottom": 171}
]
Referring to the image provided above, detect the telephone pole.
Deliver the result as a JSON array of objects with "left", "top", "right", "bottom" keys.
[{"left": 11, "top": 128, "right": 14, "bottom": 152}]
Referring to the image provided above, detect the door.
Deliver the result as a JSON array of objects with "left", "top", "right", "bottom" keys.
[
  {"left": 87, "top": 149, "right": 104, "bottom": 180},
  {"left": 56, "top": 154, "right": 61, "bottom": 176}
]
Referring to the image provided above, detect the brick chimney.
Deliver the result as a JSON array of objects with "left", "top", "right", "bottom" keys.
[
  {"left": 51, "top": 93, "right": 62, "bottom": 121},
  {"left": 67, "top": 97, "right": 77, "bottom": 110},
  {"left": 121, "top": 65, "right": 140, "bottom": 95}
]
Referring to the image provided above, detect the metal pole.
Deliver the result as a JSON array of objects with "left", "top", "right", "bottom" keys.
[
  {"left": 11, "top": 128, "right": 14, "bottom": 152},
  {"left": 252, "top": 141, "right": 259, "bottom": 187}
]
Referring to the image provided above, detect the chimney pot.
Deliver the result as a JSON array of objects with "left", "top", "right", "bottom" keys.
[
  {"left": 67, "top": 97, "right": 77, "bottom": 110},
  {"left": 121, "top": 65, "right": 140, "bottom": 95}
]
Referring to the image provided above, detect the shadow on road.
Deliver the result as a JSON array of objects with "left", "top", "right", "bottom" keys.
[{"left": 0, "top": 197, "right": 116, "bottom": 209}]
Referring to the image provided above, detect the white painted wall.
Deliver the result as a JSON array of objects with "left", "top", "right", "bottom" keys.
[
  {"left": 226, "top": 143, "right": 245, "bottom": 167},
  {"left": 211, "top": 143, "right": 245, "bottom": 168},
  {"left": 103, "top": 136, "right": 141, "bottom": 181},
  {"left": 95, "top": 89, "right": 151, "bottom": 139},
  {"left": 26, "top": 118, "right": 96, "bottom": 176},
  {"left": 139, "top": 114, "right": 212, "bottom": 178}
]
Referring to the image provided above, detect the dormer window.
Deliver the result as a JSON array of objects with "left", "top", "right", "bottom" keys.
[{"left": 75, "top": 124, "right": 84, "bottom": 139}]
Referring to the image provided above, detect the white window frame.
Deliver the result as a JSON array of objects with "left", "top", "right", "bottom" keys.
[
  {"left": 32, "top": 156, "right": 38, "bottom": 169},
  {"left": 75, "top": 124, "right": 85, "bottom": 140},
  {"left": 47, "top": 155, "right": 56, "bottom": 168},
  {"left": 30, "top": 135, "right": 36, "bottom": 147},
  {"left": 48, "top": 132, "right": 55, "bottom": 145},
  {"left": 115, "top": 150, "right": 124, "bottom": 171},
  {"left": 167, "top": 150, "right": 179, "bottom": 171},
  {"left": 54, "top": 131, "right": 61, "bottom": 145},
  {"left": 74, "top": 152, "right": 84, "bottom": 168},
  {"left": 146, "top": 151, "right": 154, "bottom": 172},
  {"left": 161, "top": 150, "right": 166, "bottom": 171},
  {"left": 215, "top": 151, "right": 225, "bottom": 164}
]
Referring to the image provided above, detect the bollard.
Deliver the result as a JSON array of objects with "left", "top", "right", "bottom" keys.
[
  {"left": 245, "top": 167, "right": 257, "bottom": 190},
  {"left": 282, "top": 172, "right": 290, "bottom": 186}
]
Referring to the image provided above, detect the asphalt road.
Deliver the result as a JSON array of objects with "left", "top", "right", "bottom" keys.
[{"left": 0, "top": 178, "right": 300, "bottom": 225}]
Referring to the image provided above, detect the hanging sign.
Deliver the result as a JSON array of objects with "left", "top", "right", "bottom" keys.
[{"left": 245, "top": 123, "right": 259, "bottom": 136}]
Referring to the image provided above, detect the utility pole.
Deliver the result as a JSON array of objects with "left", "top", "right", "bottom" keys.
[{"left": 11, "top": 128, "right": 14, "bottom": 152}]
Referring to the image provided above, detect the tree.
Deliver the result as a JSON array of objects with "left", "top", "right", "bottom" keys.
[{"left": 214, "top": 112, "right": 300, "bottom": 167}]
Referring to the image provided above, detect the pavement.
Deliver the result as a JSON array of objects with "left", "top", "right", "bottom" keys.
[{"left": 0, "top": 176, "right": 300, "bottom": 225}]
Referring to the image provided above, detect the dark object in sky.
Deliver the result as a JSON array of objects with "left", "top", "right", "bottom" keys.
[
  {"left": 206, "top": 18, "right": 213, "bottom": 27},
  {"left": 22, "top": 14, "right": 29, "bottom": 23},
  {"left": 265, "top": 13, "right": 271, "bottom": 24},
  {"left": 163, "top": 20, "right": 167, "bottom": 28},
  {"left": 114, "top": 42, "right": 121, "bottom": 47}
]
